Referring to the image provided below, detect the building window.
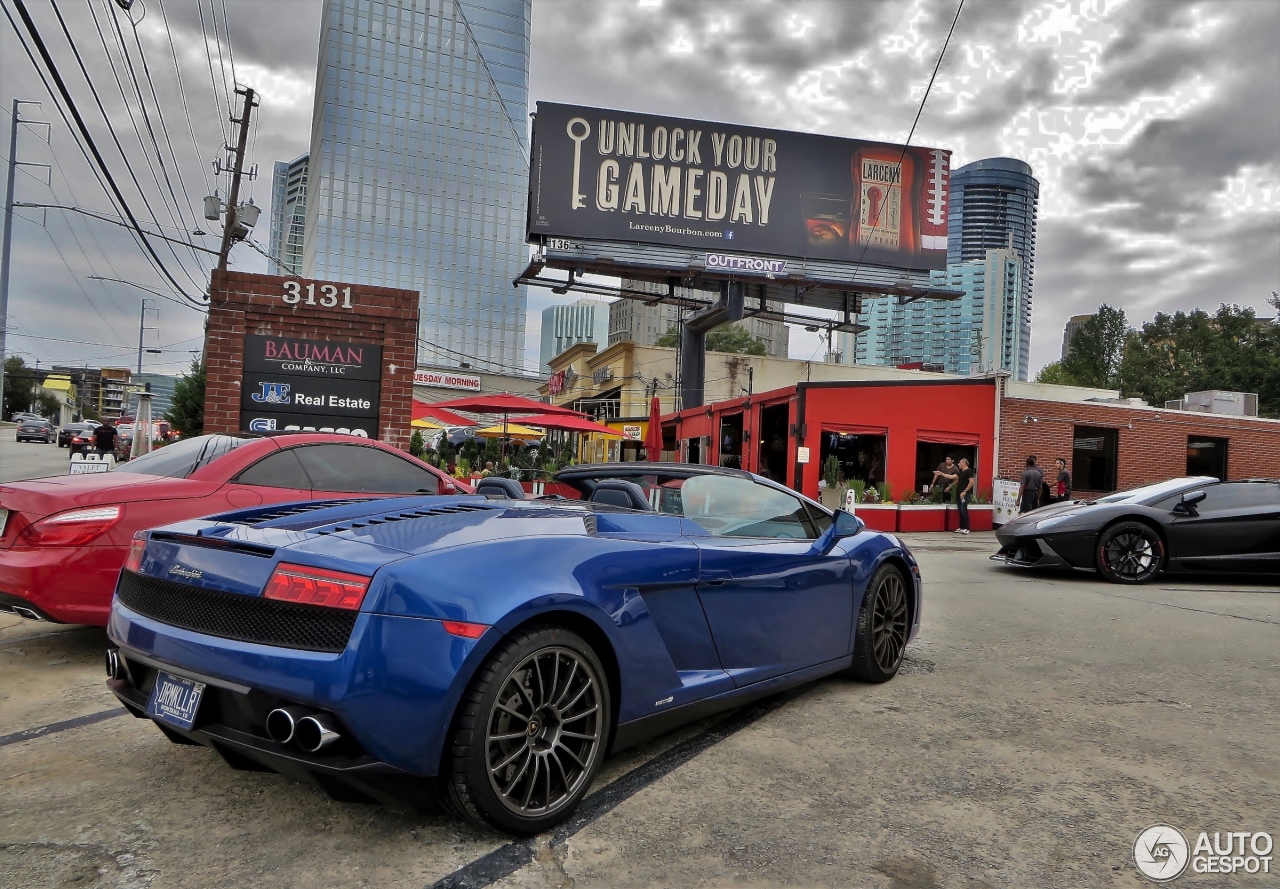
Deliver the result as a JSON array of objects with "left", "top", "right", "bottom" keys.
[
  {"left": 1186, "top": 436, "right": 1228, "bottom": 481},
  {"left": 1072, "top": 426, "right": 1118, "bottom": 492}
]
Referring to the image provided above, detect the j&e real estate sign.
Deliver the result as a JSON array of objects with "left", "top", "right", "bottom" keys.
[
  {"left": 527, "top": 102, "right": 952, "bottom": 271},
  {"left": 240, "top": 334, "right": 382, "bottom": 438}
]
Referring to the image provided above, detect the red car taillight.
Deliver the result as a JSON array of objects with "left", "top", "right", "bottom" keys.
[
  {"left": 19, "top": 505, "right": 123, "bottom": 547},
  {"left": 124, "top": 535, "right": 147, "bottom": 573},
  {"left": 263, "top": 563, "right": 370, "bottom": 610}
]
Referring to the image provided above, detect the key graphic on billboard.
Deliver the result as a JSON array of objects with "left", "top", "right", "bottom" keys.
[{"left": 250, "top": 382, "right": 292, "bottom": 405}]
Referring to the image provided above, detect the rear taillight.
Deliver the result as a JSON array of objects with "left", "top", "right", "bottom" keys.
[
  {"left": 124, "top": 535, "right": 147, "bottom": 573},
  {"left": 19, "top": 505, "right": 123, "bottom": 547},
  {"left": 263, "top": 563, "right": 370, "bottom": 610}
]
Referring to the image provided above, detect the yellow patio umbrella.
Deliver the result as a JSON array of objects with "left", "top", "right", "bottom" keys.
[
  {"left": 472, "top": 422, "right": 545, "bottom": 440},
  {"left": 410, "top": 417, "right": 446, "bottom": 429}
]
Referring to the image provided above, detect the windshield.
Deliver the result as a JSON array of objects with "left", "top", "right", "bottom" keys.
[
  {"left": 1093, "top": 477, "right": 1211, "bottom": 504},
  {"left": 114, "top": 435, "right": 248, "bottom": 479}
]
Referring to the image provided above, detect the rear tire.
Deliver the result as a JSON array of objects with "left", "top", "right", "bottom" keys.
[
  {"left": 849, "top": 563, "right": 910, "bottom": 683},
  {"left": 1096, "top": 521, "right": 1165, "bottom": 584},
  {"left": 442, "top": 625, "right": 610, "bottom": 834}
]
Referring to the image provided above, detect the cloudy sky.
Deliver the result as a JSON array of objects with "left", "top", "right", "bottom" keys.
[{"left": 1, "top": 0, "right": 1277, "bottom": 381}]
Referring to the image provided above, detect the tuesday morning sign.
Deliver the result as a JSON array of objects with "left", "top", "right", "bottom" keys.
[
  {"left": 527, "top": 102, "right": 952, "bottom": 271},
  {"left": 240, "top": 334, "right": 382, "bottom": 438}
]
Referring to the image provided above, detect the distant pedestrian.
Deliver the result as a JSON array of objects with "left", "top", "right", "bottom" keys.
[
  {"left": 92, "top": 422, "right": 118, "bottom": 458},
  {"left": 953, "top": 458, "right": 976, "bottom": 534},
  {"left": 1019, "top": 455, "right": 1043, "bottom": 514},
  {"left": 1054, "top": 458, "right": 1072, "bottom": 503},
  {"left": 481, "top": 461, "right": 495, "bottom": 478}
]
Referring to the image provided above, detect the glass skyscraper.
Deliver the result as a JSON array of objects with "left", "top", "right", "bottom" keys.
[
  {"left": 834, "top": 156, "right": 1039, "bottom": 380},
  {"left": 947, "top": 157, "right": 1038, "bottom": 379},
  {"left": 269, "top": 154, "right": 309, "bottom": 275},
  {"left": 302, "top": 0, "right": 532, "bottom": 370}
]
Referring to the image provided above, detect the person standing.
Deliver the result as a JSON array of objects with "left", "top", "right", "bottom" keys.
[
  {"left": 1054, "top": 458, "right": 1072, "bottom": 503},
  {"left": 953, "top": 458, "right": 976, "bottom": 533},
  {"left": 1019, "top": 455, "right": 1043, "bottom": 514},
  {"left": 931, "top": 454, "right": 958, "bottom": 496},
  {"left": 91, "top": 421, "right": 118, "bottom": 458}
]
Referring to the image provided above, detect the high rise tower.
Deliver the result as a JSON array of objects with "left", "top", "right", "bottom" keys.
[
  {"left": 835, "top": 157, "right": 1039, "bottom": 379},
  {"left": 269, "top": 154, "right": 308, "bottom": 275},
  {"left": 302, "top": 0, "right": 532, "bottom": 370},
  {"left": 947, "top": 158, "right": 1038, "bottom": 380}
]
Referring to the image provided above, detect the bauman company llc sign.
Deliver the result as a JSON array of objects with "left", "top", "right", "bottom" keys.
[{"left": 414, "top": 369, "right": 482, "bottom": 391}]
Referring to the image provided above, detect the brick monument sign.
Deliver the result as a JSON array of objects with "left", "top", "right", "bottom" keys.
[{"left": 204, "top": 270, "right": 419, "bottom": 450}]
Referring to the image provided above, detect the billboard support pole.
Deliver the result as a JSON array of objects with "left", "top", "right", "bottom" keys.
[{"left": 680, "top": 281, "right": 744, "bottom": 410}]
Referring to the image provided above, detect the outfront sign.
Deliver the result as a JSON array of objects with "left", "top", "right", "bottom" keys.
[
  {"left": 528, "top": 102, "right": 951, "bottom": 271},
  {"left": 240, "top": 335, "right": 382, "bottom": 437}
]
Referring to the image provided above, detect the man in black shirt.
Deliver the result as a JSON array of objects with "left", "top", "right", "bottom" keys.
[
  {"left": 954, "top": 458, "right": 976, "bottom": 533},
  {"left": 92, "top": 422, "right": 118, "bottom": 458}
]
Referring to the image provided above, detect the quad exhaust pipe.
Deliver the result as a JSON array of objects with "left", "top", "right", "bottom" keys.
[{"left": 266, "top": 707, "right": 341, "bottom": 752}]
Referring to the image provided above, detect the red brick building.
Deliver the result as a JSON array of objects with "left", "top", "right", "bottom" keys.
[
  {"left": 658, "top": 375, "right": 1278, "bottom": 502},
  {"left": 204, "top": 270, "right": 419, "bottom": 450},
  {"left": 997, "top": 379, "right": 1279, "bottom": 498}
]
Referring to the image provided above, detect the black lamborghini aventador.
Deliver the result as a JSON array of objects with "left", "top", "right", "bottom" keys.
[{"left": 993, "top": 477, "right": 1280, "bottom": 584}]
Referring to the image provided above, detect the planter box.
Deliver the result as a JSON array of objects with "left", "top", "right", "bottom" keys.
[
  {"left": 968, "top": 505, "right": 994, "bottom": 532},
  {"left": 896, "top": 505, "right": 947, "bottom": 533},
  {"left": 944, "top": 504, "right": 995, "bottom": 531},
  {"left": 819, "top": 488, "right": 844, "bottom": 511},
  {"left": 854, "top": 503, "right": 898, "bottom": 532}
]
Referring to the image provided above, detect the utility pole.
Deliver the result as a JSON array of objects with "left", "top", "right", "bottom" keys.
[
  {"left": 217, "top": 86, "right": 258, "bottom": 272},
  {"left": 1, "top": 100, "right": 45, "bottom": 418},
  {"left": 136, "top": 298, "right": 160, "bottom": 374}
]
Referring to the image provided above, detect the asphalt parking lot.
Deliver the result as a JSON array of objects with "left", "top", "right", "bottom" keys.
[{"left": 2, "top": 532, "right": 1276, "bottom": 889}]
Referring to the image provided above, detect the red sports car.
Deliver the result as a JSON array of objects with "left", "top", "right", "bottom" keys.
[{"left": 0, "top": 433, "right": 472, "bottom": 626}]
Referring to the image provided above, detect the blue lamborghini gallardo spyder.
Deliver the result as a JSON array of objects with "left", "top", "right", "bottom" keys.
[{"left": 105, "top": 463, "right": 922, "bottom": 833}]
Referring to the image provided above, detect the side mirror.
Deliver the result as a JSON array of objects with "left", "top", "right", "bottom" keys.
[
  {"left": 833, "top": 509, "right": 864, "bottom": 539},
  {"left": 1174, "top": 490, "right": 1207, "bottom": 513}
]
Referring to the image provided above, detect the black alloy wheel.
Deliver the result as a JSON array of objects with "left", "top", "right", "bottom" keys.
[
  {"left": 1096, "top": 521, "right": 1165, "bottom": 584},
  {"left": 444, "top": 625, "right": 610, "bottom": 834},
  {"left": 850, "top": 563, "right": 910, "bottom": 683}
]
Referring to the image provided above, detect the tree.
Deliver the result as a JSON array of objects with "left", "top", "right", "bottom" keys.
[
  {"left": 165, "top": 359, "right": 205, "bottom": 436},
  {"left": 3, "top": 356, "right": 37, "bottom": 420},
  {"left": 1119, "top": 304, "right": 1280, "bottom": 417},
  {"left": 1033, "top": 361, "right": 1085, "bottom": 386},
  {"left": 408, "top": 429, "right": 425, "bottom": 459},
  {"left": 1061, "top": 304, "right": 1130, "bottom": 388},
  {"left": 655, "top": 323, "right": 767, "bottom": 355},
  {"left": 35, "top": 391, "right": 60, "bottom": 420}
]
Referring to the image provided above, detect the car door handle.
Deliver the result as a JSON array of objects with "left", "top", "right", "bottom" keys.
[{"left": 702, "top": 580, "right": 727, "bottom": 586}]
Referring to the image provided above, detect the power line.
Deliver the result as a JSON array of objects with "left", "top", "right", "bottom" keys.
[
  {"left": 7, "top": 0, "right": 205, "bottom": 304},
  {"left": 194, "top": 0, "right": 229, "bottom": 147},
  {"left": 81, "top": 0, "right": 206, "bottom": 285},
  {"left": 154, "top": 0, "right": 212, "bottom": 194},
  {"left": 112, "top": 0, "right": 209, "bottom": 271}
]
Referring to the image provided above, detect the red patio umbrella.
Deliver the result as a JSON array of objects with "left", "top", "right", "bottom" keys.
[
  {"left": 509, "top": 415, "right": 625, "bottom": 436},
  {"left": 430, "top": 393, "right": 586, "bottom": 417},
  {"left": 431, "top": 393, "right": 587, "bottom": 467},
  {"left": 644, "top": 396, "right": 664, "bottom": 460},
  {"left": 411, "top": 399, "right": 475, "bottom": 427}
]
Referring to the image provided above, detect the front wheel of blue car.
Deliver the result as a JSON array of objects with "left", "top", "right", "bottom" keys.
[
  {"left": 849, "top": 563, "right": 910, "bottom": 683},
  {"left": 443, "top": 625, "right": 611, "bottom": 834}
]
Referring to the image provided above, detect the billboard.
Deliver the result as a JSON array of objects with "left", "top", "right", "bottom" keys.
[
  {"left": 240, "top": 334, "right": 381, "bottom": 438},
  {"left": 527, "top": 102, "right": 951, "bottom": 271}
]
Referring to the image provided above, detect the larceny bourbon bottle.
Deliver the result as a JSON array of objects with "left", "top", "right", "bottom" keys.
[{"left": 850, "top": 148, "right": 917, "bottom": 253}]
